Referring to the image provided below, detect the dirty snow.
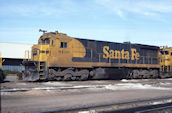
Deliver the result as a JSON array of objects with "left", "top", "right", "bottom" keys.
[
  {"left": 152, "top": 99, "right": 172, "bottom": 105},
  {"left": 121, "top": 79, "right": 140, "bottom": 82},
  {"left": 42, "top": 82, "right": 68, "bottom": 86},
  {"left": 159, "top": 82, "right": 172, "bottom": 85},
  {"left": 78, "top": 110, "right": 96, "bottom": 113},
  {"left": 121, "top": 79, "right": 151, "bottom": 82},
  {"left": 105, "top": 83, "right": 172, "bottom": 90},
  {"left": 1, "top": 82, "right": 171, "bottom": 93},
  {"left": 1, "top": 78, "right": 172, "bottom": 96}
]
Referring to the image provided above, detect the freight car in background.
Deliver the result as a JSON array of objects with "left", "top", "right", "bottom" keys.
[{"left": 22, "top": 30, "right": 172, "bottom": 81}]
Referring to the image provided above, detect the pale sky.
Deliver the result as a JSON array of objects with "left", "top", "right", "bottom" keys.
[{"left": 0, "top": 0, "right": 172, "bottom": 46}]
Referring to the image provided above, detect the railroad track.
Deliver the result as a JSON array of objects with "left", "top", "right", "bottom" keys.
[
  {"left": 135, "top": 104, "right": 172, "bottom": 113},
  {"left": 0, "top": 85, "right": 101, "bottom": 92},
  {"left": 37, "top": 96, "right": 172, "bottom": 113}
]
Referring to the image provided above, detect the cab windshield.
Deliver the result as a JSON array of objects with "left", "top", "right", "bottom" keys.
[
  {"left": 41, "top": 39, "right": 50, "bottom": 45},
  {"left": 164, "top": 51, "right": 169, "bottom": 55},
  {"left": 160, "top": 51, "right": 169, "bottom": 55}
]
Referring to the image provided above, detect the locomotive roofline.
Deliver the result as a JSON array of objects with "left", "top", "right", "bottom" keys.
[
  {"left": 39, "top": 31, "right": 159, "bottom": 50},
  {"left": 74, "top": 37, "right": 159, "bottom": 50}
]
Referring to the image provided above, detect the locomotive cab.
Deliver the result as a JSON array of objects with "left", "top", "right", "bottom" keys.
[
  {"left": 30, "top": 42, "right": 50, "bottom": 80},
  {"left": 22, "top": 30, "right": 87, "bottom": 81},
  {"left": 22, "top": 33, "right": 52, "bottom": 81},
  {"left": 22, "top": 30, "right": 84, "bottom": 81}
]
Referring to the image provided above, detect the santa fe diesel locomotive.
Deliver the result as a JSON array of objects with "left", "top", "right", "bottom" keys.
[{"left": 22, "top": 30, "right": 172, "bottom": 81}]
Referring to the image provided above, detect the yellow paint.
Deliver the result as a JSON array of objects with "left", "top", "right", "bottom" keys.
[
  {"left": 29, "top": 31, "right": 160, "bottom": 74},
  {"left": 71, "top": 38, "right": 86, "bottom": 58},
  {"left": 31, "top": 45, "right": 50, "bottom": 62},
  {"left": 160, "top": 47, "right": 172, "bottom": 72},
  {"left": 0, "top": 52, "right": 2, "bottom": 68},
  {"left": 131, "top": 48, "right": 140, "bottom": 60},
  {"left": 0, "top": 52, "right": 5, "bottom": 69},
  {"left": 31, "top": 31, "right": 86, "bottom": 68},
  {"left": 103, "top": 46, "right": 139, "bottom": 60},
  {"left": 103, "top": 46, "right": 109, "bottom": 58}
]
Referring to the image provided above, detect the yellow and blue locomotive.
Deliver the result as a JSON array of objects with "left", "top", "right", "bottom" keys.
[{"left": 22, "top": 30, "right": 172, "bottom": 81}]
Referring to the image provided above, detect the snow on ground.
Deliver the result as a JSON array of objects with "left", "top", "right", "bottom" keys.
[
  {"left": 78, "top": 110, "right": 96, "bottom": 113},
  {"left": 1, "top": 78, "right": 172, "bottom": 96},
  {"left": 159, "top": 82, "right": 172, "bottom": 86},
  {"left": 105, "top": 83, "right": 172, "bottom": 90},
  {"left": 121, "top": 79, "right": 140, "bottom": 82},
  {"left": 42, "top": 82, "right": 69, "bottom": 86},
  {"left": 121, "top": 79, "right": 151, "bottom": 82},
  {"left": 1, "top": 82, "right": 171, "bottom": 94},
  {"left": 163, "top": 78, "right": 172, "bottom": 80},
  {"left": 152, "top": 99, "right": 172, "bottom": 105}
]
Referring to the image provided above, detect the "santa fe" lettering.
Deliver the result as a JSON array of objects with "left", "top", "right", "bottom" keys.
[{"left": 103, "top": 46, "right": 140, "bottom": 60}]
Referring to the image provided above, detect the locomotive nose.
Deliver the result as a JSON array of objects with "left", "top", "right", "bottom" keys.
[{"left": 32, "top": 45, "right": 50, "bottom": 62}]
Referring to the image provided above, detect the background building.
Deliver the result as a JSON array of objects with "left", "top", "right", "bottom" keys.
[{"left": 0, "top": 42, "right": 33, "bottom": 72}]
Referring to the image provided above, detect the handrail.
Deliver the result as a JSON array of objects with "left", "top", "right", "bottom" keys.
[{"left": 24, "top": 50, "right": 31, "bottom": 61}]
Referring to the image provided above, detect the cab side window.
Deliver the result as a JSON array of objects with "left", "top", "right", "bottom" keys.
[
  {"left": 52, "top": 40, "right": 54, "bottom": 46},
  {"left": 41, "top": 39, "right": 50, "bottom": 45},
  {"left": 42, "top": 40, "right": 45, "bottom": 44},
  {"left": 60, "top": 42, "right": 67, "bottom": 48},
  {"left": 45, "top": 40, "right": 50, "bottom": 44}
]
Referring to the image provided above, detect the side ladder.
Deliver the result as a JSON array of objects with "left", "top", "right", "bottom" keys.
[{"left": 38, "top": 61, "right": 47, "bottom": 80}]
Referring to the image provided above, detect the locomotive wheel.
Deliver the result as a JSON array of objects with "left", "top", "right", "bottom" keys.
[
  {"left": 55, "top": 76, "right": 63, "bottom": 81},
  {"left": 78, "top": 70, "right": 89, "bottom": 81},
  {"left": 127, "top": 70, "right": 133, "bottom": 79},
  {"left": 63, "top": 73, "right": 72, "bottom": 81},
  {"left": 132, "top": 70, "right": 139, "bottom": 79},
  {"left": 151, "top": 70, "right": 159, "bottom": 78},
  {"left": 142, "top": 70, "right": 149, "bottom": 79},
  {"left": 71, "top": 76, "right": 76, "bottom": 80},
  {"left": 48, "top": 69, "right": 56, "bottom": 80},
  {"left": 62, "top": 70, "right": 75, "bottom": 81}
]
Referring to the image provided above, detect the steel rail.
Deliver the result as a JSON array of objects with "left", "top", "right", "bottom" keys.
[
  {"left": 135, "top": 103, "right": 172, "bottom": 113},
  {"left": 36, "top": 96, "right": 172, "bottom": 113}
]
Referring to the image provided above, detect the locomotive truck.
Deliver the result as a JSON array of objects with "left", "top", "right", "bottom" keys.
[{"left": 22, "top": 30, "right": 172, "bottom": 81}]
